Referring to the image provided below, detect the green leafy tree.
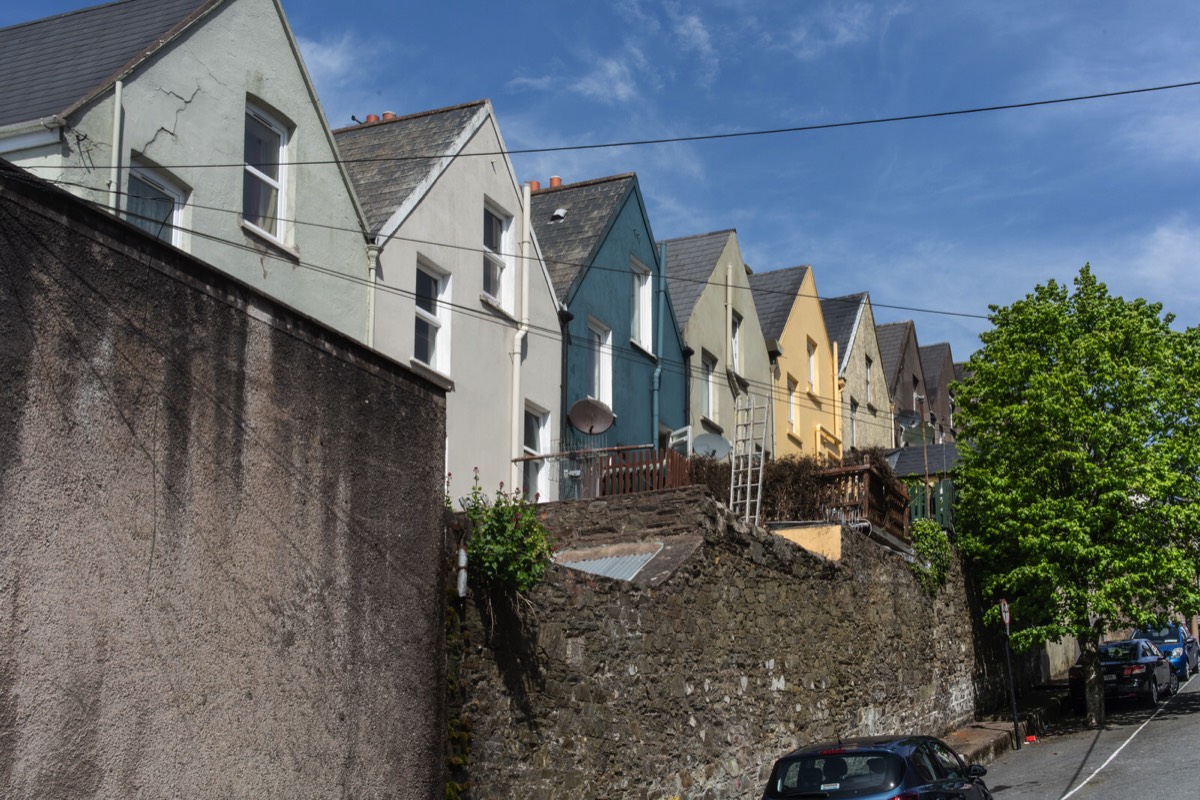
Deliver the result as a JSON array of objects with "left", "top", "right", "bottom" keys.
[{"left": 956, "top": 266, "right": 1200, "bottom": 727}]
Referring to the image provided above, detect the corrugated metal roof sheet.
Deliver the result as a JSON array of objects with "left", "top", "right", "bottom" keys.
[{"left": 556, "top": 544, "right": 662, "bottom": 582}]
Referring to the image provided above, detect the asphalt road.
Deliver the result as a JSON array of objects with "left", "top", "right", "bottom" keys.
[{"left": 983, "top": 673, "right": 1200, "bottom": 799}]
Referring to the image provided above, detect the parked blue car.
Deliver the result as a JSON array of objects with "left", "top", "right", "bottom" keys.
[
  {"left": 1132, "top": 623, "right": 1200, "bottom": 679},
  {"left": 762, "top": 735, "right": 993, "bottom": 800}
]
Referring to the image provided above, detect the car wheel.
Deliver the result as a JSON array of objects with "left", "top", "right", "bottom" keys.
[
  {"left": 1146, "top": 678, "right": 1159, "bottom": 707},
  {"left": 1169, "top": 671, "right": 1179, "bottom": 696}
]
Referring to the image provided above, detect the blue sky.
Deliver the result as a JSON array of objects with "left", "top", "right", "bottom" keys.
[{"left": 7, "top": 1, "right": 1199, "bottom": 359}]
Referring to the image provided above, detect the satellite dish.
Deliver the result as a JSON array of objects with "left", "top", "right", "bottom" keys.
[
  {"left": 693, "top": 432, "right": 731, "bottom": 460},
  {"left": 568, "top": 398, "right": 614, "bottom": 434}
]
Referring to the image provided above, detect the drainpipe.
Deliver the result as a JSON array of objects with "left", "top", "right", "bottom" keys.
[
  {"left": 652, "top": 241, "right": 666, "bottom": 450},
  {"left": 108, "top": 80, "right": 124, "bottom": 212},
  {"left": 365, "top": 242, "right": 381, "bottom": 347},
  {"left": 511, "top": 181, "right": 532, "bottom": 488}
]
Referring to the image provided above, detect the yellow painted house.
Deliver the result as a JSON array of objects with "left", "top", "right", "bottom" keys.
[{"left": 748, "top": 265, "right": 842, "bottom": 462}]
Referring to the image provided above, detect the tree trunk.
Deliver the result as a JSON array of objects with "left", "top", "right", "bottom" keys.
[{"left": 1079, "top": 629, "right": 1105, "bottom": 727}]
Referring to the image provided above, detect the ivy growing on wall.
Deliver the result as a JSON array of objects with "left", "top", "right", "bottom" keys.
[{"left": 909, "top": 518, "right": 952, "bottom": 595}]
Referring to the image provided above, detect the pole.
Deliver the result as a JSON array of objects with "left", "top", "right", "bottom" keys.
[{"left": 1003, "top": 615, "right": 1021, "bottom": 750}]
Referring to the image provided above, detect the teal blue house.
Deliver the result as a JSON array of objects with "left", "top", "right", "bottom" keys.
[{"left": 530, "top": 174, "right": 687, "bottom": 455}]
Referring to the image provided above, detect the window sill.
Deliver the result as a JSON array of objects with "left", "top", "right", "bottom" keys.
[
  {"left": 725, "top": 368, "right": 749, "bottom": 393},
  {"left": 480, "top": 293, "right": 517, "bottom": 323},
  {"left": 408, "top": 359, "right": 455, "bottom": 391},
  {"left": 630, "top": 339, "right": 656, "bottom": 361},
  {"left": 806, "top": 389, "right": 822, "bottom": 405},
  {"left": 700, "top": 417, "right": 723, "bottom": 435},
  {"left": 240, "top": 219, "right": 299, "bottom": 262},
  {"left": 787, "top": 431, "right": 805, "bottom": 447},
  {"left": 866, "top": 402, "right": 877, "bottom": 414}
]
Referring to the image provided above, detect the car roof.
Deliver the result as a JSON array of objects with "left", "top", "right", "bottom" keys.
[{"left": 778, "top": 735, "right": 930, "bottom": 759}]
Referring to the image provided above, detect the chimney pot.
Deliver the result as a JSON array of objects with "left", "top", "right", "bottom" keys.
[
  {"left": 382, "top": 111, "right": 397, "bottom": 121},
  {"left": 529, "top": 180, "right": 541, "bottom": 192},
  {"left": 549, "top": 176, "right": 563, "bottom": 188},
  {"left": 365, "top": 113, "right": 380, "bottom": 124}
]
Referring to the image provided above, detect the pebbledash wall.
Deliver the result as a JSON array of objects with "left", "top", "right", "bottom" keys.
[
  {"left": 0, "top": 164, "right": 447, "bottom": 799},
  {"left": 456, "top": 486, "right": 1004, "bottom": 799}
]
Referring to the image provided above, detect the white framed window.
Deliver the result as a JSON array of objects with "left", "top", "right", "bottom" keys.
[
  {"left": 730, "top": 312, "right": 742, "bottom": 374},
  {"left": 483, "top": 204, "right": 512, "bottom": 306},
  {"left": 125, "top": 166, "right": 184, "bottom": 246},
  {"left": 630, "top": 257, "right": 653, "bottom": 351},
  {"left": 243, "top": 104, "right": 288, "bottom": 240},
  {"left": 787, "top": 376, "right": 798, "bottom": 432},
  {"left": 523, "top": 404, "right": 549, "bottom": 501},
  {"left": 849, "top": 399, "right": 859, "bottom": 448},
  {"left": 585, "top": 318, "right": 612, "bottom": 406},
  {"left": 700, "top": 351, "right": 717, "bottom": 420},
  {"left": 807, "top": 338, "right": 818, "bottom": 392},
  {"left": 414, "top": 261, "right": 450, "bottom": 373}
]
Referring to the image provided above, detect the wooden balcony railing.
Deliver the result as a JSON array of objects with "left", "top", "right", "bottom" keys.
[
  {"left": 519, "top": 445, "right": 693, "bottom": 500},
  {"left": 813, "top": 463, "right": 910, "bottom": 543}
]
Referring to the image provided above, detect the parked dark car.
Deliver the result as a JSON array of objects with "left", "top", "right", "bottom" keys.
[
  {"left": 1131, "top": 623, "right": 1199, "bottom": 679},
  {"left": 762, "top": 735, "right": 993, "bottom": 800},
  {"left": 1068, "top": 638, "right": 1178, "bottom": 712}
]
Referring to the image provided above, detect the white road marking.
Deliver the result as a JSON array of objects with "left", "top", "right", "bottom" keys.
[{"left": 1057, "top": 674, "right": 1191, "bottom": 800}]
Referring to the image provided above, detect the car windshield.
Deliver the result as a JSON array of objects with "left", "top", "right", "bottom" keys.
[
  {"left": 769, "top": 752, "right": 904, "bottom": 798},
  {"left": 1135, "top": 627, "right": 1178, "bottom": 643},
  {"left": 1100, "top": 643, "right": 1139, "bottom": 661}
]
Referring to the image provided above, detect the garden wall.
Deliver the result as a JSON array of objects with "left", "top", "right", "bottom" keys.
[{"left": 454, "top": 486, "right": 1005, "bottom": 799}]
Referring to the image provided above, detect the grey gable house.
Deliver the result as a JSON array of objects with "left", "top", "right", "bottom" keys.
[
  {"left": 876, "top": 320, "right": 930, "bottom": 448},
  {"left": 661, "top": 229, "right": 772, "bottom": 455},
  {"left": 334, "top": 101, "right": 563, "bottom": 503},
  {"left": 819, "top": 292, "right": 894, "bottom": 452},
  {"left": 0, "top": 0, "right": 374, "bottom": 341}
]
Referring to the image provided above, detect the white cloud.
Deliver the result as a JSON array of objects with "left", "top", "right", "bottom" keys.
[
  {"left": 1116, "top": 106, "right": 1200, "bottom": 166},
  {"left": 786, "top": 4, "right": 874, "bottom": 61},
  {"left": 296, "top": 33, "right": 357, "bottom": 90},
  {"left": 1127, "top": 216, "right": 1200, "bottom": 308},
  {"left": 571, "top": 47, "right": 650, "bottom": 104},
  {"left": 667, "top": 7, "right": 719, "bottom": 85}
]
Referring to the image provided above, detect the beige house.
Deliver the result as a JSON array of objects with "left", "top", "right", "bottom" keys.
[
  {"left": 749, "top": 265, "right": 841, "bottom": 462},
  {"left": 0, "top": 0, "right": 373, "bottom": 341},
  {"left": 662, "top": 230, "right": 773, "bottom": 455},
  {"left": 819, "top": 293, "right": 894, "bottom": 451},
  {"left": 334, "top": 101, "right": 563, "bottom": 503}
]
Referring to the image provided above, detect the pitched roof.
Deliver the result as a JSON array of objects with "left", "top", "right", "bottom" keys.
[
  {"left": 0, "top": 0, "right": 217, "bottom": 128},
  {"left": 919, "top": 342, "right": 953, "bottom": 390},
  {"left": 875, "top": 321, "right": 915, "bottom": 387},
  {"left": 660, "top": 230, "right": 733, "bottom": 328},
  {"left": 887, "top": 442, "right": 960, "bottom": 478},
  {"left": 819, "top": 293, "right": 867, "bottom": 372},
  {"left": 530, "top": 174, "right": 635, "bottom": 301},
  {"left": 332, "top": 101, "right": 487, "bottom": 235},
  {"left": 748, "top": 266, "right": 809, "bottom": 342}
]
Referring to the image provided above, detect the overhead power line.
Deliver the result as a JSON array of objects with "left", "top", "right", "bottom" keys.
[{"left": 49, "top": 80, "right": 1200, "bottom": 171}]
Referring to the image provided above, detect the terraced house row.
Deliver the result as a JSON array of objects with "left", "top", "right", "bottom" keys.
[{"left": 0, "top": 0, "right": 961, "bottom": 506}]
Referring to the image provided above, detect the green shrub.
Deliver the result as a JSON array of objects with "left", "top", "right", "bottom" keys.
[
  {"left": 459, "top": 472, "right": 551, "bottom": 595},
  {"left": 909, "top": 518, "right": 951, "bottom": 594}
]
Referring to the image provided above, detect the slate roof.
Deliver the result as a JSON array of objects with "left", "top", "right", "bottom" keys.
[
  {"left": 748, "top": 266, "right": 809, "bottom": 342},
  {"left": 660, "top": 230, "right": 733, "bottom": 328},
  {"left": 875, "top": 321, "right": 915, "bottom": 387},
  {"left": 888, "top": 442, "right": 960, "bottom": 478},
  {"left": 820, "top": 292, "right": 867, "bottom": 372},
  {"left": 0, "top": 0, "right": 217, "bottom": 128},
  {"left": 919, "top": 342, "right": 953, "bottom": 392},
  {"left": 332, "top": 101, "right": 486, "bottom": 235},
  {"left": 530, "top": 174, "right": 635, "bottom": 301}
]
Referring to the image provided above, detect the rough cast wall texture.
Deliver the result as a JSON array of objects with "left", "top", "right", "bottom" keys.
[
  {"left": 457, "top": 486, "right": 993, "bottom": 799},
  {"left": 0, "top": 167, "right": 447, "bottom": 799}
]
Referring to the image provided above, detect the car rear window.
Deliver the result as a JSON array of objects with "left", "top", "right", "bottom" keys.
[
  {"left": 768, "top": 752, "right": 904, "bottom": 798},
  {"left": 1136, "top": 627, "right": 1179, "bottom": 643},
  {"left": 1100, "top": 643, "right": 1138, "bottom": 661}
]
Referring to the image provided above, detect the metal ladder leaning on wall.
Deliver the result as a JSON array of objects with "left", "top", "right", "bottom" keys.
[{"left": 729, "top": 394, "right": 768, "bottom": 527}]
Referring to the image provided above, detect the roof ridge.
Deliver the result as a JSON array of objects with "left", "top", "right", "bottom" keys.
[
  {"left": 531, "top": 173, "right": 636, "bottom": 194},
  {"left": 660, "top": 229, "right": 735, "bottom": 244},
  {"left": 0, "top": 0, "right": 138, "bottom": 32},
  {"left": 331, "top": 99, "right": 487, "bottom": 134}
]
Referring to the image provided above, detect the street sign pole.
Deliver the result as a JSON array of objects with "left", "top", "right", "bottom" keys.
[{"left": 1000, "top": 598, "right": 1021, "bottom": 750}]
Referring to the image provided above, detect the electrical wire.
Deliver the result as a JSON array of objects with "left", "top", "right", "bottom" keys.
[{"left": 47, "top": 80, "right": 1200, "bottom": 171}]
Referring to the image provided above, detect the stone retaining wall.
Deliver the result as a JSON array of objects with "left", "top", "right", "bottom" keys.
[{"left": 456, "top": 486, "right": 998, "bottom": 799}]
